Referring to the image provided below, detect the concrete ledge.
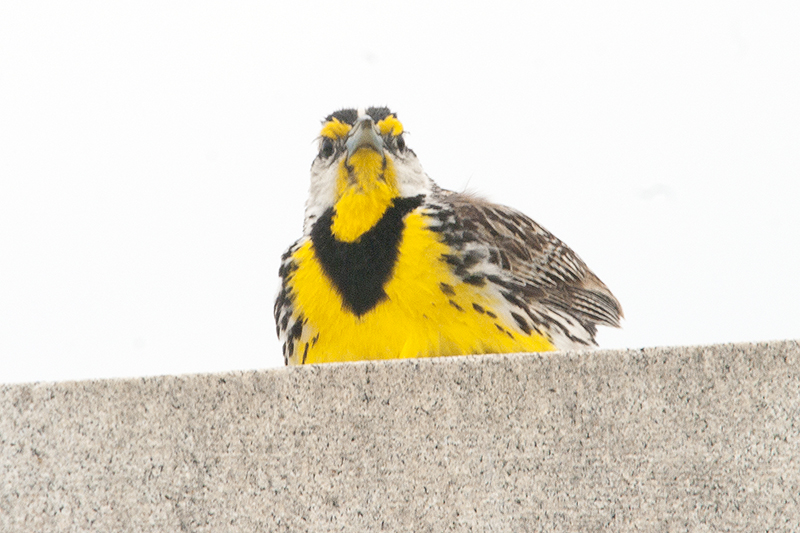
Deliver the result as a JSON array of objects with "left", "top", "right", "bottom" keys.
[{"left": 2, "top": 340, "right": 799, "bottom": 531}]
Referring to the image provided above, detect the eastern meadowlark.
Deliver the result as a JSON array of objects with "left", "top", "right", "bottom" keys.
[{"left": 275, "top": 107, "right": 622, "bottom": 365}]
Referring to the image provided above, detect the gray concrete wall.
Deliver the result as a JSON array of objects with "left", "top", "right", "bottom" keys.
[{"left": 1, "top": 340, "right": 799, "bottom": 532}]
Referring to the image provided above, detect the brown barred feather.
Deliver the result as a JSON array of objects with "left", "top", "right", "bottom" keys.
[{"left": 431, "top": 188, "right": 623, "bottom": 345}]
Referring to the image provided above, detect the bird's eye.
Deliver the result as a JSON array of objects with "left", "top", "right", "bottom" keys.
[
  {"left": 395, "top": 134, "right": 406, "bottom": 152},
  {"left": 319, "top": 138, "right": 334, "bottom": 159}
]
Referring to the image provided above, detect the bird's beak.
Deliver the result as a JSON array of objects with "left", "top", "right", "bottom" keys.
[{"left": 345, "top": 116, "right": 384, "bottom": 164}]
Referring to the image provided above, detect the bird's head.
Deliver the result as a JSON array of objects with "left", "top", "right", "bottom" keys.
[{"left": 304, "top": 107, "right": 431, "bottom": 241}]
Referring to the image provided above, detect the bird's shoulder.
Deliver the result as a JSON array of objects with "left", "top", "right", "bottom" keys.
[
  {"left": 422, "top": 187, "right": 622, "bottom": 330},
  {"left": 423, "top": 187, "right": 580, "bottom": 281}
]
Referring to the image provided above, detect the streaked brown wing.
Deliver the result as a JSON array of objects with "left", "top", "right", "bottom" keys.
[{"left": 441, "top": 190, "right": 623, "bottom": 331}]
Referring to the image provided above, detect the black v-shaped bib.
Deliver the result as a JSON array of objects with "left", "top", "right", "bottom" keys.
[{"left": 310, "top": 195, "right": 424, "bottom": 317}]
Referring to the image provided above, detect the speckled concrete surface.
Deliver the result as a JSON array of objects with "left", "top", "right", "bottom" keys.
[{"left": 2, "top": 340, "right": 799, "bottom": 532}]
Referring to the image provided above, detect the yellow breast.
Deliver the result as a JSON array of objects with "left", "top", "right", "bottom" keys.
[{"left": 287, "top": 210, "right": 555, "bottom": 364}]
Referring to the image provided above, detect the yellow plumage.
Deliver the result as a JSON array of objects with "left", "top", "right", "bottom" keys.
[
  {"left": 331, "top": 150, "right": 398, "bottom": 243},
  {"left": 288, "top": 210, "right": 556, "bottom": 364}
]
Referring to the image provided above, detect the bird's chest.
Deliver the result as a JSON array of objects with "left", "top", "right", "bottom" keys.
[
  {"left": 287, "top": 208, "right": 555, "bottom": 363},
  {"left": 289, "top": 211, "right": 466, "bottom": 361}
]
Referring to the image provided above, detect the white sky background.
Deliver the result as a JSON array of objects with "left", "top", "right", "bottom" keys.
[{"left": 1, "top": 2, "right": 799, "bottom": 384}]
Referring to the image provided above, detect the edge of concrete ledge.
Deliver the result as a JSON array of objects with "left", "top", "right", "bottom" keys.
[{"left": 2, "top": 339, "right": 799, "bottom": 532}]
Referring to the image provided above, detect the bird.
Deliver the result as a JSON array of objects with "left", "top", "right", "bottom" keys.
[{"left": 274, "top": 107, "right": 622, "bottom": 365}]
